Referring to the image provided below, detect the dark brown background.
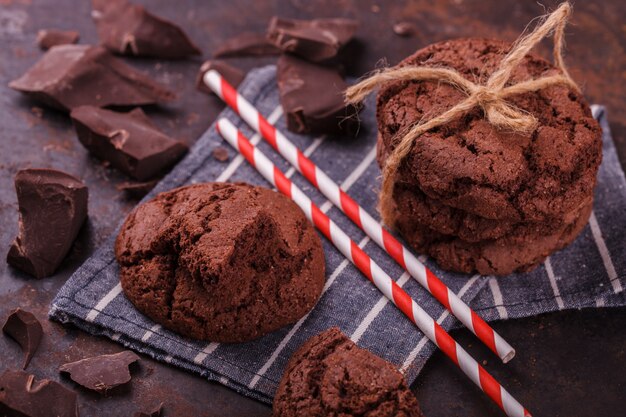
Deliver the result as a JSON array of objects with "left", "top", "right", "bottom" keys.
[{"left": 0, "top": 1, "right": 624, "bottom": 416}]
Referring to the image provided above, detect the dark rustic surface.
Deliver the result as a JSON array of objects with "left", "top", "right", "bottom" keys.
[{"left": 0, "top": 1, "right": 624, "bottom": 416}]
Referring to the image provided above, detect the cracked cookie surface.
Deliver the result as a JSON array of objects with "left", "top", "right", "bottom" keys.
[
  {"left": 115, "top": 182, "right": 325, "bottom": 342},
  {"left": 273, "top": 327, "right": 424, "bottom": 417}
]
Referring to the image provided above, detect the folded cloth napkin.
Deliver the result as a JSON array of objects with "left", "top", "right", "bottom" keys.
[{"left": 50, "top": 66, "right": 626, "bottom": 404}]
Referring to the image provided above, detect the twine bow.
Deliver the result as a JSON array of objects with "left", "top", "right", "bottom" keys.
[{"left": 345, "top": 2, "right": 580, "bottom": 227}]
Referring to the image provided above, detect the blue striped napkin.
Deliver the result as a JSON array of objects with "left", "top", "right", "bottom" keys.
[{"left": 49, "top": 66, "right": 626, "bottom": 404}]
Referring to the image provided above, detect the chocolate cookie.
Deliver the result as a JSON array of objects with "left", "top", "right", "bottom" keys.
[
  {"left": 115, "top": 183, "right": 325, "bottom": 342},
  {"left": 274, "top": 327, "right": 424, "bottom": 417},
  {"left": 392, "top": 180, "right": 591, "bottom": 243},
  {"left": 376, "top": 38, "right": 602, "bottom": 223},
  {"left": 397, "top": 199, "right": 593, "bottom": 275}
]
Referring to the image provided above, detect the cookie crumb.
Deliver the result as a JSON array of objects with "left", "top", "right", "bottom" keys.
[
  {"left": 393, "top": 21, "right": 417, "bottom": 37},
  {"left": 212, "top": 146, "right": 229, "bottom": 162}
]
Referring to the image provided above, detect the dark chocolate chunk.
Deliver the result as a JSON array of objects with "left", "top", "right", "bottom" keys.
[
  {"left": 133, "top": 403, "right": 164, "bottom": 417},
  {"left": 9, "top": 45, "right": 176, "bottom": 112},
  {"left": 0, "top": 370, "right": 78, "bottom": 417},
  {"left": 59, "top": 350, "right": 139, "bottom": 394},
  {"left": 393, "top": 22, "right": 417, "bottom": 37},
  {"left": 277, "top": 54, "right": 359, "bottom": 135},
  {"left": 195, "top": 60, "right": 245, "bottom": 95},
  {"left": 117, "top": 179, "right": 159, "bottom": 198},
  {"left": 7, "top": 169, "right": 88, "bottom": 279},
  {"left": 92, "top": 0, "right": 201, "bottom": 58},
  {"left": 71, "top": 106, "right": 188, "bottom": 181},
  {"left": 213, "top": 32, "right": 281, "bottom": 58},
  {"left": 267, "top": 17, "right": 358, "bottom": 62},
  {"left": 212, "top": 146, "right": 229, "bottom": 162},
  {"left": 2, "top": 309, "right": 43, "bottom": 369},
  {"left": 36, "top": 29, "right": 80, "bottom": 50}
]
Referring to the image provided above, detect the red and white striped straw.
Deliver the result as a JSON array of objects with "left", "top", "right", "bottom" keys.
[
  {"left": 205, "top": 69, "right": 515, "bottom": 363},
  {"left": 215, "top": 118, "right": 530, "bottom": 417}
]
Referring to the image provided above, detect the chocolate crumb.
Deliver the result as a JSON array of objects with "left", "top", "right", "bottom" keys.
[
  {"left": 393, "top": 21, "right": 417, "bottom": 37},
  {"left": 212, "top": 146, "right": 229, "bottom": 162},
  {"left": 36, "top": 29, "right": 79, "bottom": 50},
  {"left": 117, "top": 179, "right": 159, "bottom": 198},
  {"left": 30, "top": 107, "right": 43, "bottom": 118},
  {"left": 2, "top": 308, "right": 43, "bottom": 369}
]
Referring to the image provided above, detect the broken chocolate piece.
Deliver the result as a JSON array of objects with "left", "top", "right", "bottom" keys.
[
  {"left": 267, "top": 17, "right": 358, "bottom": 62},
  {"left": 133, "top": 403, "right": 164, "bottom": 417},
  {"left": 2, "top": 309, "right": 43, "bottom": 369},
  {"left": 36, "top": 29, "right": 80, "bottom": 50},
  {"left": 92, "top": 0, "right": 201, "bottom": 58},
  {"left": 277, "top": 54, "right": 359, "bottom": 135},
  {"left": 213, "top": 32, "right": 281, "bottom": 58},
  {"left": 117, "top": 179, "right": 158, "bottom": 198},
  {"left": 7, "top": 169, "right": 88, "bottom": 279},
  {"left": 393, "top": 21, "right": 417, "bottom": 37},
  {"left": 9, "top": 45, "right": 176, "bottom": 112},
  {"left": 60, "top": 350, "right": 139, "bottom": 394},
  {"left": 195, "top": 60, "right": 245, "bottom": 96},
  {"left": 0, "top": 370, "right": 78, "bottom": 417},
  {"left": 212, "top": 146, "right": 229, "bottom": 162},
  {"left": 71, "top": 106, "right": 188, "bottom": 181}
]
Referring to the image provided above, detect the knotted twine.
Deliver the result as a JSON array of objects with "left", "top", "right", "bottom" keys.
[{"left": 345, "top": 2, "right": 580, "bottom": 227}]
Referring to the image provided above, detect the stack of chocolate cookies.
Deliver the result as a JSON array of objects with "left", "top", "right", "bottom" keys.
[{"left": 376, "top": 38, "right": 603, "bottom": 275}]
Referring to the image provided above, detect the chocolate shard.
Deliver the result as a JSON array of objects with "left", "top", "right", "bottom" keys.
[
  {"left": 71, "top": 106, "right": 188, "bottom": 181},
  {"left": 267, "top": 17, "right": 358, "bottom": 62},
  {"left": 213, "top": 32, "right": 281, "bottom": 58},
  {"left": 92, "top": 0, "right": 201, "bottom": 59},
  {"left": 2, "top": 309, "right": 43, "bottom": 369},
  {"left": 277, "top": 54, "right": 359, "bottom": 135},
  {"left": 133, "top": 403, "right": 164, "bottom": 417},
  {"left": 60, "top": 350, "right": 139, "bottom": 394},
  {"left": 195, "top": 60, "right": 245, "bottom": 96},
  {"left": 7, "top": 169, "right": 88, "bottom": 279},
  {"left": 36, "top": 29, "right": 80, "bottom": 50},
  {"left": 0, "top": 370, "right": 78, "bottom": 417},
  {"left": 9, "top": 44, "right": 176, "bottom": 112}
]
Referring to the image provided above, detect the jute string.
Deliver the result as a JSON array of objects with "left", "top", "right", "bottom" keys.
[{"left": 345, "top": 2, "right": 580, "bottom": 227}]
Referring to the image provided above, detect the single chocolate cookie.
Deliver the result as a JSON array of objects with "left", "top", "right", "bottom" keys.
[
  {"left": 396, "top": 199, "right": 593, "bottom": 275},
  {"left": 376, "top": 38, "right": 602, "bottom": 223},
  {"left": 393, "top": 181, "right": 591, "bottom": 243},
  {"left": 273, "top": 327, "right": 424, "bottom": 417},
  {"left": 115, "top": 183, "right": 325, "bottom": 342}
]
